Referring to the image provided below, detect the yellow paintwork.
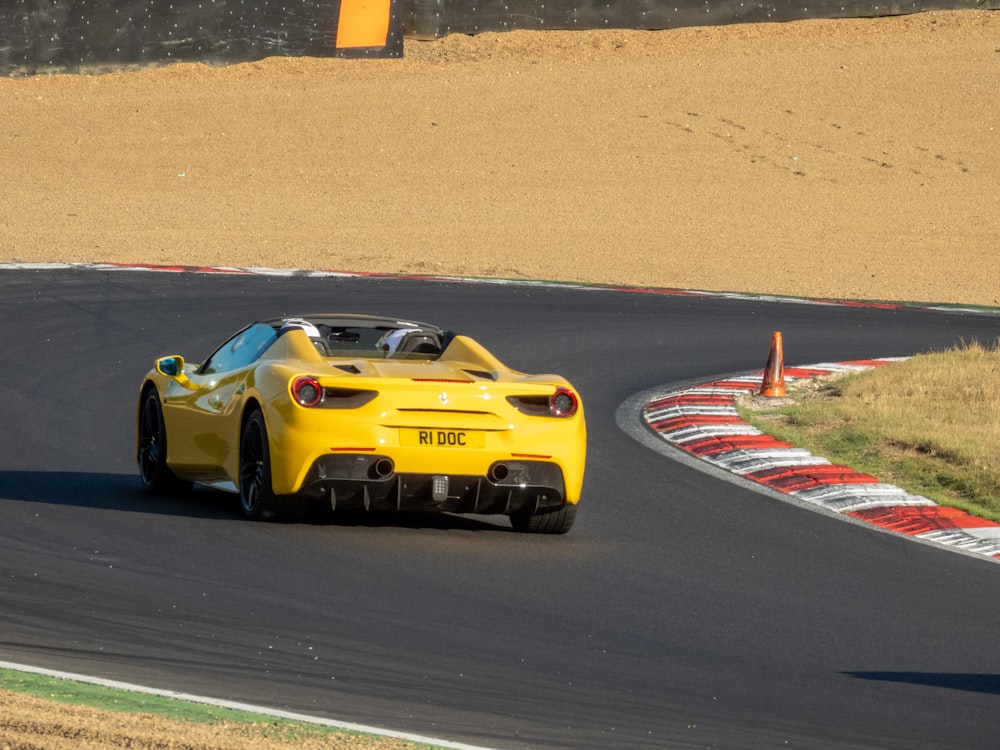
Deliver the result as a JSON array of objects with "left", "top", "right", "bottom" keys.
[{"left": 139, "top": 327, "right": 586, "bottom": 502}]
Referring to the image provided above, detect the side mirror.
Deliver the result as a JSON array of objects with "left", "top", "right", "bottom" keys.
[
  {"left": 155, "top": 356, "right": 197, "bottom": 390},
  {"left": 155, "top": 355, "right": 185, "bottom": 377}
]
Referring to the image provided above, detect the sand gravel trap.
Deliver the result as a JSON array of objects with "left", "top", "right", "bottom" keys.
[
  {"left": 1, "top": 10, "right": 998, "bottom": 306},
  {"left": 1, "top": 11, "right": 998, "bottom": 749}
]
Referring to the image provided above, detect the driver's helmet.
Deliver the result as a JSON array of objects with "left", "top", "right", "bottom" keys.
[
  {"left": 280, "top": 318, "right": 321, "bottom": 338},
  {"left": 378, "top": 327, "right": 413, "bottom": 356}
]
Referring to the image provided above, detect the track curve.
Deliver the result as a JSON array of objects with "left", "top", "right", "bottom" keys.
[{"left": 2, "top": 269, "right": 999, "bottom": 750}]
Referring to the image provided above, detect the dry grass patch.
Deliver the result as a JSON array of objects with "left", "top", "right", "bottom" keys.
[
  {"left": 737, "top": 341, "right": 1000, "bottom": 521},
  {"left": 0, "top": 670, "right": 438, "bottom": 750}
]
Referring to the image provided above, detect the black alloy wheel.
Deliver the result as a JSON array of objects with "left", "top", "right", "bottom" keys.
[
  {"left": 138, "top": 389, "right": 187, "bottom": 494},
  {"left": 239, "top": 409, "right": 280, "bottom": 521}
]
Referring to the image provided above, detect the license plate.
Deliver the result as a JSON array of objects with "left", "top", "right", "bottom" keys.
[{"left": 400, "top": 428, "right": 484, "bottom": 448}]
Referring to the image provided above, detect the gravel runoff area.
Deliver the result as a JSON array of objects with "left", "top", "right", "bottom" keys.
[
  {"left": 1, "top": 10, "right": 998, "bottom": 748},
  {"left": 1, "top": 11, "right": 998, "bottom": 306}
]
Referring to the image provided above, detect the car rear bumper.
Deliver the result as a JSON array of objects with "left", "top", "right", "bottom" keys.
[{"left": 297, "top": 453, "right": 569, "bottom": 515}]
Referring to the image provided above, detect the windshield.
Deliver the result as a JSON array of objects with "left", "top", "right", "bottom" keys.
[
  {"left": 266, "top": 315, "right": 449, "bottom": 360},
  {"left": 200, "top": 323, "right": 278, "bottom": 374}
]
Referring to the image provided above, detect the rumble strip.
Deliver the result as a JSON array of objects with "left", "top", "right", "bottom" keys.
[{"left": 638, "top": 360, "right": 1000, "bottom": 563}]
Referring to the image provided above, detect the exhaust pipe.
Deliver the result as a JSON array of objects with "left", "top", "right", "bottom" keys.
[
  {"left": 489, "top": 463, "right": 509, "bottom": 483},
  {"left": 370, "top": 458, "right": 395, "bottom": 479}
]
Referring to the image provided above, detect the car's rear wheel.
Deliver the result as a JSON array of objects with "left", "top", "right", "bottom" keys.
[
  {"left": 239, "top": 410, "right": 282, "bottom": 521},
  {"left": 138, "top": 389, "right": 188, "bottom": 495},
  {"left": 239, "top": 409, "right": 308, "bottom": 522},
  {"left": 510, "top": 503, "right": 577, "bottom": 534}
]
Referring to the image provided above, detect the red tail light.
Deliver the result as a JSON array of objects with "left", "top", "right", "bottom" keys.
[
  {"left": 292, "top": 376, "right": 323, "bottom": 407},
  {"left": 506, "top": 389, "right": 582, "bottom": 417},
  {"left": 549, "top": 388, "right": 579, "bottom": 417}
]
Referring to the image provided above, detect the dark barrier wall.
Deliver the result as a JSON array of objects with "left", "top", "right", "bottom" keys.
[
  {"left": 0, "top": 0, "right": 403, "bottom": 75},
  {"left": 406, "top": 0, "right": 998, "bottom": 37},
  {"left": 1, "top": 0, "right": 996, "bottom": 74}
]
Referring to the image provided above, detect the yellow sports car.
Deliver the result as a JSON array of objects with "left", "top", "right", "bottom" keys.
[{"left": 137, "top": 315, "right": 586, "bottom": 532}]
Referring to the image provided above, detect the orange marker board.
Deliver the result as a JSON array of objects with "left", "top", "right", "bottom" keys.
[{"left": 336, "top": 0, "right": 391, "bottom": 48}]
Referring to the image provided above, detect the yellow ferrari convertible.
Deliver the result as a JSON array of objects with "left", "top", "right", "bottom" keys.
[{"left": 137, "top": 315, "right": 586, "bottom": 532}]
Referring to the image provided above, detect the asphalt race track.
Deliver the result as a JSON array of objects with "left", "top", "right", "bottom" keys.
[{"left": 2, "top": 268, "right": 999, "bottom": 749}]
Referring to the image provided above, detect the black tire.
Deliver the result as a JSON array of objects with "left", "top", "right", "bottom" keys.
[
  {"left": 138, "top": 389, "right": 188, "bottom": 495},
  {"left": 510, "top": 503, "right": 577, "bottom": 534},
  {"left": 238, "top": 412, "right": 308, "bottom": 522},
  {"left": 239, "top": 409, "right": 283, "bottom": 521}
]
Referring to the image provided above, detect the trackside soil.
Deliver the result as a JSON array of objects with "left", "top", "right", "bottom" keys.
[{"left": 1, "top": 11, "right": 998, "bottom": 307}]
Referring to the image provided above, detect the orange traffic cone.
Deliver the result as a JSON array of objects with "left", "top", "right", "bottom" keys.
[{"left": 759, "top": 331, "right": 786, "bottom": 397}]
